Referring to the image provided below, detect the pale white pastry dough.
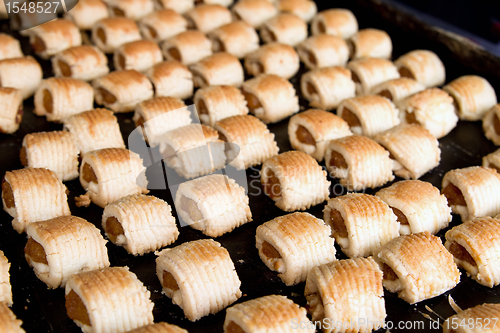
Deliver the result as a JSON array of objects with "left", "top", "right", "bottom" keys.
[
  {"left": 29, "top": 19, "right": 81, "bottom": 59},
  {"left": 146, "top": 60, "right": 193, "bottom": 99},
  {"left": 91, "top": 17, "right": 141, "bottom": 54},
  {"left": 161, "top": 30, "right": 212, "bottom": 66},
  {"left": 311, "top": 9, "right": 358, "bottom": 39},
  {"left": 189, "top": 52, "right": 244, "bottom": 88},
  {"left": 348, "top": 28, "right": 392, "bottom": 60},
  {"left": 0, "top": 304, "right": 24, "bottom": 333},
  {"left": 154, "top": 0, "right": 193, "bottom": 14},
  {"left": 194, "top": 85, "right": 248, "bottom": 126},
  {"left": 443, "top": 303, "right": 500, "bottom": 333},
  {"left": 244, "top": 42, "right": 300, "bottom": 79},
  {"left": 232, "top": 0, "right": 278, "bottom": 28},
  {"left": 0, "top": 88, "right": 23, "bottom": 134},
  {"left": 347, "top": 57, "right": 400, "bottom": 95},
  {"left": 297, "top": 34, "right": 350, "bottom": 69},
  {"left": 0, "top": 250, "right": 12, "bottom": 306},
  {"left": 394, "top": 50, "right": 446, "bottom": 88},
  {"left": 185, "top": 4, "right": 232, "bottom": 33},
  {"left": 65, "top": 0, "right": 109, "bottom": 30},
  {"left": 0, "top": 34, "right": 23, "bottom": 61},
  {"left": 278, "top": 0, "right": 317, "bottom": 22},
  {"left": 483, "top": 104, "right": 500, "bottom": 145},
  {"left": 107, "top": 0, "right": 155, "bottom": 20},
  {"left": 114, "top": 40, "right": 163, "bottom": 73},
  {"left": 52, "top": 45, "right": 109, "bottom": 81},
  {"left": 260, "top": 13, "right": 308, "bottom": 46},
  {"left": 0, "top": 56, "right": 43, "bottom": 100},
  {"left": 138, "top": 9, "right": 187, "bottom": 43},
  {"left": 208, "top": 21, "right": 259, "bottom": 59},
  {"left": 483, "top": 148, "right": 500, "bottom": 171},
  {"left": 370, "top": 77, "right": 425, "bottom": 103}
]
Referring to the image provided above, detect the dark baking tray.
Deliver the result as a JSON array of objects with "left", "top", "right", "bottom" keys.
[{"left": 1, "top": 0, "right": 500, "bottom": 331}]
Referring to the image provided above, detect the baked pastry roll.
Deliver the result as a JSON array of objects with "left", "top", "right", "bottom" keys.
[
  {"left": 2, "top": 168, "right": 71, "bottom": 233},
  {"left": 348, "top": 28, "right": 392, "bottom": 60},
  {"left": 337, "top": 95, "right": 400, "bottom": 137},
  {"left": 301, "top": 66, "right": 356, "bottom": 110},
  {"left": 0, "top": 56, "right": 43, "bottom": 99},
  {"left": 21, "top": 131, "right": 79, "bottom": 181},
  {"left": 65, "top": 0, "right": 109, "bottom": 30},
  {"left": 107, "top": 0, "right": 154, "bottom": 21},
  {"left": 441, "top": 166, "right": 500, "bottom": 222},
  {"left": 93, "top": 70, "right": 154, "bottom": 112},
  {"left": 260, "top": 13, "right": 308, "bottom": 46},
  {"left": 244, "top": 43, "right": 300, "bottom": 79},
  {"left": 483, "top": 148, "right": 500, "bottom": 173},
  {"left": 0, "top": 88, "right": 23, "bottom": 134},
  {"left": 134, "top": 97, "right": 191, "bottom": 147},
  {"left": 370, "top": 77, "right": 425, "bottom": 103},
  {"left": 347, "top": 57, "right": 400, "bottom": 96},
  {"left": 34, "top": 77, "right": 94, "bottom": 122},
  {"left": 154, "top": 0, "right": 193, "bottom": 14},
  {"left": 91, "top": 17, "right": 141, "bottom": 54},
  {"left": 159, "top": 124, "right": 225, "bottom": 179},
  {"left": 0, "top": 304, "right": 24, "bottom": 333},
  {"left": 0, "top": 250, "right": 11, "bottom": 306},
  {"left": 189, "top": 52, "right": 244, "bottom": 88},
  {"left": 483, "top": 104, "right": 500, "bottom": 145},
  {"left": 324, "top": 193, "right": 399, "bottom": 258},
  {"left": 224, "top": 295, "right": 313, "bottom": 333},
  {"left": 297, "top": 34, "right": 349, "bottom": 70},
  {"left": 305, "top": 257, "right": 386, "bottom": 332},
  {"left": 278, "top": 0, "right": 317, "bottom": 22},
  {"left": 29, "top": 19, "right": 81, "bottom": 59},
  {"left": 311, "top": 9, "right": 358, "bottom": 39},
  {"left": 397, "top": 88, "right": 458, "bottom": 139},
  {"left": 201, "top": 0, "right": 234, "bottom": 6},
  {"left": 376, "top": 180, "right": 451, "bottom": 235},
  {"left": 52, "top": 46, "right": 109, "bottom": 81},
  {"left": 62, "top": 109, "right": 125, "bottom": 155},
  {"left": 443, "top": 303, "right": 500, "bottom": 333},
  {"left": 394, "top": 50, "right": 446, "bottom": 88},
  {"left": 102, "top": 194, "right": 179, "bottom": 255},
  {"left": 374, "top": 232, "right": 460, "bottom": 304},
  {"left": 288, "top": 109, "right": 352, "bottom": 162},
  {"left": 138, "top": 9, "right": 187, "bottom": 43},
  {"left": 65, "top": 267, "right": 154, "bottom": 332},
  {"left": 443, "top": 75, "right": 497, "bottom": 121},
  {"left": 126, "top": 323, "right": 188, "bottom": 333},
  {"left": 214, "top": 115, "right": 279, "bottom": 169},
  {"left": 146, "top": 61, "right": 193, "bottom": 99},
  {"left": 445, "top": 216, "right": 500, "bottom": 288},
  {"left": 208, "top": 21, "right": 259, "bottom": 59},
  {"left": 372, "top": 123, "right": 440, "bottom": 180},
  {"left": 256, "top": 212, "right": 336, "bottom": 285},
  {"left": 231, "top": 0, "right": 278, "bottom": 28},
  {"left": 185, "top": 4, "right": 232, "bottom": 34},
  {"left": 175, "top": 174, "right": 252, "bottom": 237},
  {"left": 156, "top": 239, "right": 242, "bottom": 321},
  {"left": 24, "top": 216, "right": 109, "bottom": 289},
  {"left": 325, "top": 135, "right": 394, "bottom": 191},
  {"left": 261, "top": 150, "right": 330, "bottom": 211},
  {"left": 114, "top": 40, "right": 163, "bottom": 73},
  {"left": 194, "top": 85, "right": 248, "bottom": 126},
  {"left": 162, "top": 30, "right": 212, "bottom": 66},
  {"left": 242, "top": 74, "right": 300, "bottom": 123},
  {"left": 79, "top": 148, "right": 148, "bottom": 208},
  {"left": 0, "top": 34, "right": 23, "bottom": 61}
]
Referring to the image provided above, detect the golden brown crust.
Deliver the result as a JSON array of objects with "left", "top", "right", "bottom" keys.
[
  {"left": 0, "top": 303, "right": 24, "bottom": 333},
  {"left": 443, "top": 303, "right": 500, "bottom": 333},
  {"left": 66, "top": 0, "right": 109, "bottom": 30},
  {"left": 114, "top": 40, "right": 163, "bottom": 72},
  {"left": 0, "top": 87, "right": 23, "bottom": 134},
  {"left": 0, "top": 34, "right": 23, "bottom": 61},
  {"left": 311, "top": 9, "right": 358, "bottom": 39},
  {"left": 232, "top": 0, "right": 278, "bottom": 28},
  {"left": 126, "top": 322, "right": 189, "bottom": 333},
  {"left": 297, "top": 34, "right": 349, "bottom": 69},
  {"left": 244, "top": 42, "right": 300, "bottom": 79},
  {"left": 260, "top": 13, "right": 308, "bottom": 46},
  {"left": 0, "top": 56, "right": 43, "bottom": 100},
  {"left": 106, "top": 0, "right": 155, "bottom": 20},
  {"left": 91, "top": 18, "right": 141, "bottom": 54},
  {"left": 189, "top": 52, "right": 244, "bottom": 88},
  {"left": 347, "top": 57, "right": 400, "bottom": 95},
  {"left": 162, "top": 30, "right": 212, "bottom": 66},
  {"left": 394, "top": 50, "right": 446, "bottom": 88},
  {"left": 52, "top": 45, "right": 109, "bottom": 81},
  {"left": 194, "top": 85, "right": 248, "bottom": 126},
  {"left": 349, "top": 28, "right": 392, "bottom": 60},
  {"left": 208, "top": 21, "right": 259, "bottom": 59},
  {"left": 278, "top": 0, "right": 317, "bottom": 22},
  {"left": 139, "top": 9, "right": 188, "bottom": 42},
  {"left": 185, "top": 4, "right": 232, "bottom": 33},
  {"left": 29, "top": 19, "right": 81, "bottom": 59},
  {"left": 0, "top": 250, "right": 12, "bottom": 306}
]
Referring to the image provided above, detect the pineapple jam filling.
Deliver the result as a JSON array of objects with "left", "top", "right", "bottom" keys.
[
  {"left": 24, "top": 237, "right": 48, "bottom": 264},
  {"left": 382, "top": 263, "right": 398, "bottom": 281},
  {"left": 97, "top": 87, "right": 117, "bottom": 104},
  {"left": 306, "top": 289, "right": 325, "bottom": 322},
  {"left": 378, "top": 89, "right": 393, "bottom": 101},
  {"left": 442, "top": 183, "right": 466, "bottom": 207},
  {"left": 261, "top": 241, "right": 281, "bottom": 259},
  {"left": 117, "top": 54, "right": 126, "bottom": 70},
  {"left": 58, "top": 60, "right": 72, "bottom": 77},
  {"left": 329, "top": 209, "right": 348, "bottom": 238},
  {"left": 317, "top": 21, "right": 326, "bottom": 34},
  {"left": 82, "top": 163, "right": 98, "bottom": 183},
  {"left": 193, "top": 73, "right": 208, "bottom": 87},
  {"left": 329, "top": 150, "right": 348, "bottom": 169},
  {"left": 197, "top": 99, "right": 209, "bottom": 115},
  {"left": 16, "top": 106, "right": 23, "bottom": 124},
  {"left": 263, "top": 168, "right": 281, "bottom": 199},
  {"left": 398, "top": 66, "right": 415, "bottom": 80},
  {"left": 112, "top": 6, "right": 125, "bottom": 16},
  {"left": 43, "top": 90, "right": 53, "bottom": 113},
  {"left": 306, "top": 82, "right": 317, "bottom": 96},
  {"left": 405, "top": 111, "right": 419, "bottom": 124},
  {"left": 162, "top": 270, "right": 179, "bottom": 291},
  {"left": 31, "top": 36, "right": 46, "bottom": 53},
  {"left": 96, "top": 28, "right": 106, "bottom": 44},
  {"left": 449, "top": 241, "right": 477, "bottom": 267},
  {"left": 180, "top": 195, "right": 204, "bottom": 222},
  {"left": 105, "top": 217, "right": 125, "bottom": 243},
  {"left": 304, "top": 50, "right": 317, "bottom": 66},
  {"left": 226, "top": 321, "right": 245, "bottom": 333},
  {"left": 2, "top": 179, "right": 14, "bottom": 208},
  {"left": 341, "top": 107, "right": 361, "bottom": 128},
  {"left": 263, "top": 27, "right": 277, "bottom": 42},
  {"left": 347, "top": 40, "right": 356, "bottom": 58},
  {"left": 250, "top": 62, "right": 265, "bottom": 76},
  {"left": 242, "top": 89, "right": 262, "bottom": 112},
  {"left": 20, "top": 146, "right": 28, "bottom": 167},
  {"left": 66, "top": 289, "right": 91, "bottom": 326},
  {"left": 296, "top": 125, "right": 316, "bottom": 146},
  {"left": 351, "top": 71, "right": 361, "bottom": 84},
  {"left": 168, "top": 47, "right": 182, "bottom": 62},
  {"left": 494, "top": 114, "right": 500, "bottom": 135},
  {"left": 391, "top": 207, "right": 409, "bottom": 225},
  {"left": 147, "top": 26, "right": 158, "bottom": 39},
  {"left": 212, "top": 37, "right": 225, "bottom": 52}
]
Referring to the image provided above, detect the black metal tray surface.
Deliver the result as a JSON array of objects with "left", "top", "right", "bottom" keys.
[{"left": 1, "top": 0, "right": 500, "bottom": 332}]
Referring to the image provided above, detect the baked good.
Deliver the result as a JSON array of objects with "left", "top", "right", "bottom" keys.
[
  {"left": 0, "top": 88, "right": 23, "bottom": 134},
  {"left": 397, "top": 88, "right": 459, "bottom": 139},
  {"left": 288, "top": 109, "right": 352, "bottom": 161},
  {"left": 297, "top": 34, "right": 350, "bottom": 69},
  {"left": 0, "top": 250, "right": 11, "bottom": 306},
  {"left": 261, "top": 150, "right": 330, "bottom": 211},
  {"left": 348, "top": 28, "right": 392, "bottom": 60},
  {"left": 91, "top": 17, "right": 141, "bottom": 53},
  {"left": 65, "top": 0, "right": 109, "bottom": 30},
  {"left": 374, "top": 232, "right": 460, "bottom": 304},
  {"left": 244, "top": 42, "right": 300, "bottom": 79},
  {"left": 146, "top": 60, "right": 193, "bottom": 99},
  {"left": 185, "top": 4, "right": 232, "bottom": 33},
  {"left": 483, "top": 104, "right": 500, "bottom": 145},
  {"left": 443, "top": 75, "right": 497, "bottom": 121},
  {"left": 106, "top": 0, "right": 154, "bottom": 20},
  {"left": 370, "top": 77, "right": 425, "bottom": 103},
  {"left": 79, "top": 148, "right": 148, "bottom": 208},
  {"left": 65, "top": 267, "right": 154, "bottom": 332},
  {"left": 394, "top": 50, "right": 446, "bottom": 88},
  {"left": 138, "top": 9, "right": 187, "bottom": 43},
  {"left": 231, "top": 0, "right": 278, "bottom": 28},
  {"left": 62, "top": 109, "right": 125, "bottom": 155},
  {"left": 214, "top": 114, "right": 279, "bottom": 169},
  {"left": 133, "top": 96, "right": 191, "bottom": 147},
  {"left": 256, "top": 212, "right": 336, "bottom": 286},
  {"left": 114, "top": 40, "right": 163, "bottom": 72},
  {"left": 260, "top": 13, "right": 308, "bottom": 46},
  {"left": 93, "top": 70, "right": 154, "bottom": 112},
  {"left": 24, "top": 215, "right": 109, "bottom": 289},
  {"left": 154, "top": 0, "right": 193, "bottom": 14},
  {"left": 347, "top": 57, "right": 400, "bottom": 95},
  {"left": 305, "top": 257, "right": 386, "bottom": 333},
  {"left": 189, "top": 52, "right": 244, "bottom": 88},
  {"left": 207, "top": 21, "right": 259, "bottom": 59},
  {"left": 102, "top": 194, "right": 179, "bottom": 255},
  {"left": 174, "top": 174, "right": 252, "bottom": 237},
  {"left": 194, "top": 85, "right": 248, "bottom": 126},
  {"left": 376, "top": 180, "right": 451, "bottom": 235},
  {"left": 373, "top": 123, "right": 440, "bottom": 179},
  {"left": 125, "top": 323, "right": 188, "bottom": 333},
  {"left": 52, "top": 45, "right": 109, "bottom": 81},
  {"left": 301, "top": 66, "right": 356, "bottom": 110},
  {"left": 443, "top": 303, "right": 500, "bottom": 333},
  {"left": 161, "top": 30, "right": 213, "bottom": 66},
  {"left": 242, "top": 74, "right": 300, "bottom": 123},
  {"left": 2, "top": 168, "right": 71, "bottom": 233},
  {"left": 441, "top": 166, "right": 500, "bottom": 222},
  {"left": 325, "top": 135, "right": 394, "bottom": 191},
  {"left": 0, "top": 56, "right": 43, "bottom": 99},
  {"left": 202, "top": 0, "right": 234, "bottom": 6},
  {"left": 156, "top": 239, "right": 242, "bottom": 321},
  {"left": 29, "top": 19, "right": 81, "bottom": 59},
  {"left": 0, "top": 33, "right": 23, "bottom": 61},
  {"left": 483, "top": 148, "right": 500, "bottom": 172},
  {"left": 0, "top": 304, "right": 24, "bottom": 333},
  {"left": 277, "top": 0, "right": 317, "bottom": 22},
  {"left": 311, "top": 9, "right": 358, "bottom": 39}
]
